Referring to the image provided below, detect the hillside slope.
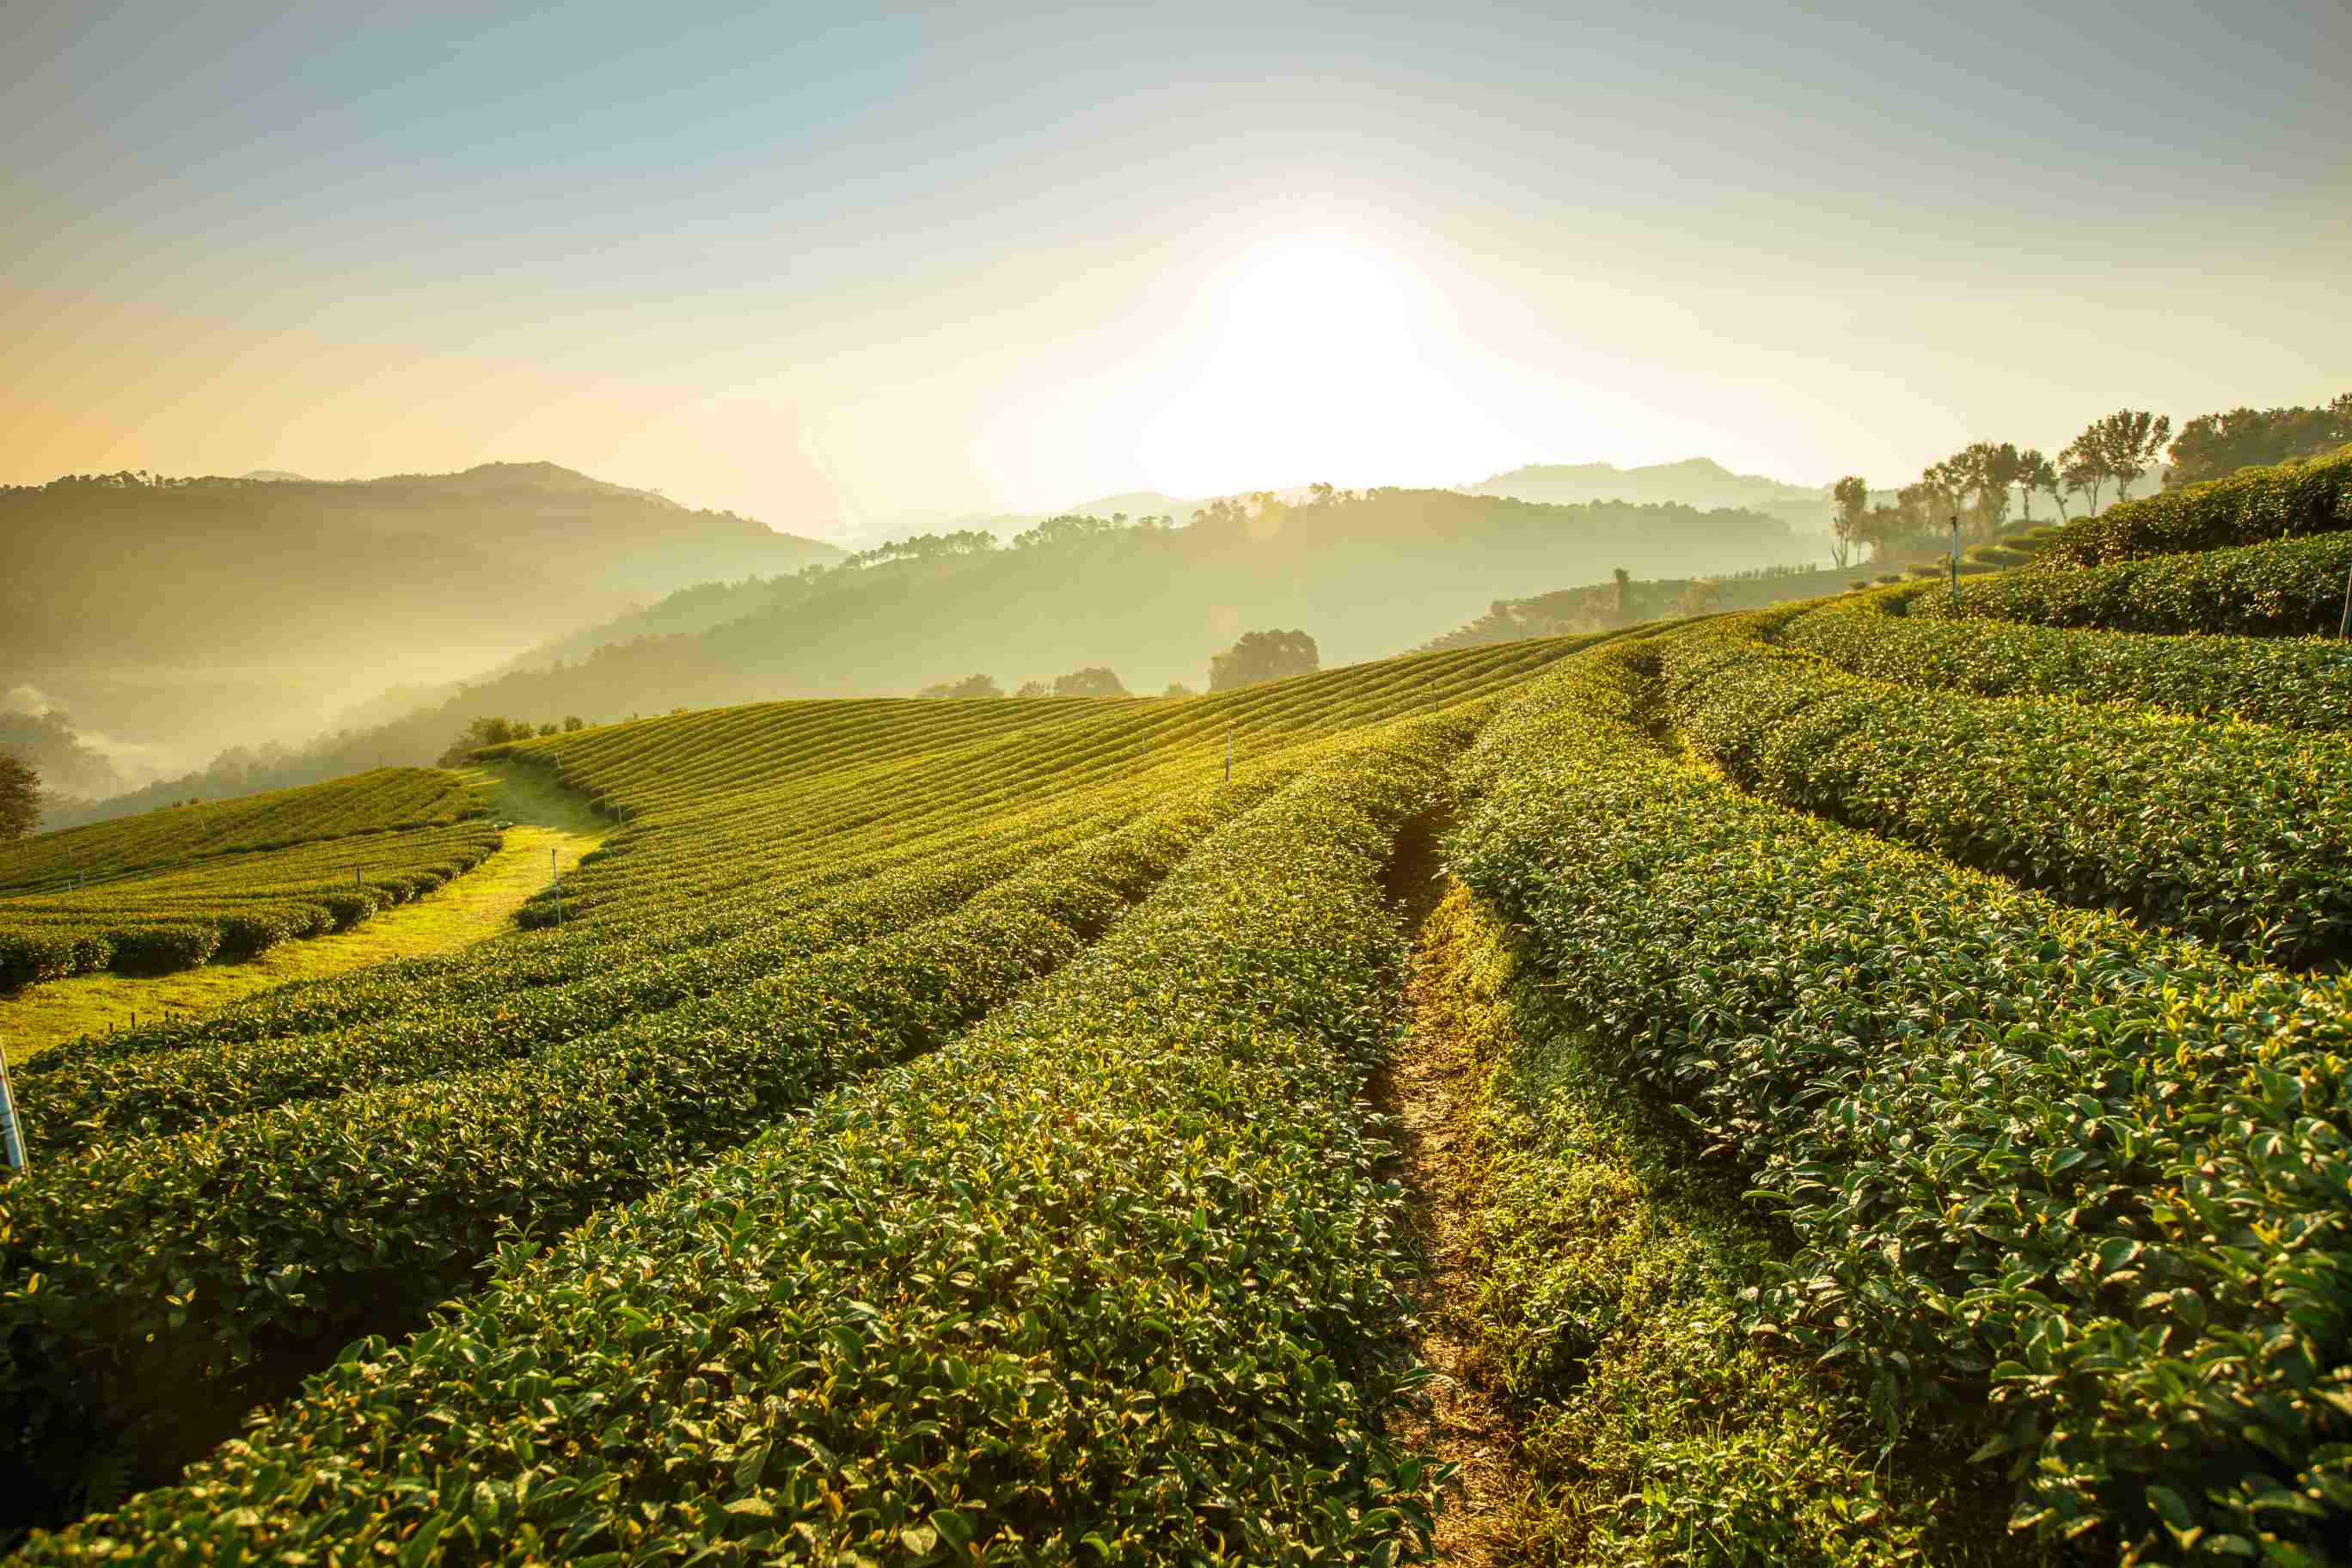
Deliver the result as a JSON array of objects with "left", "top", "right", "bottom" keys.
[
  {"left": 437, "top": 486, "right": 1804, "bottom": 707},
  {"left": 0, "top": 464, "right": 843, "bottom": 784}
]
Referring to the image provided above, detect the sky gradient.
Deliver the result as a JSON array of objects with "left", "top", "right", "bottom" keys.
[{"left": 7, "top": 0, "right": 2346, "bottom": 537}]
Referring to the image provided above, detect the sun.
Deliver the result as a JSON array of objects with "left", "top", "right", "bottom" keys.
[
  {"left": 1223, "top": 237, "right": 1411, "bottom": 346},
  {"left": 1139, "top": 234, "right": 1441, "bottom": 494}
]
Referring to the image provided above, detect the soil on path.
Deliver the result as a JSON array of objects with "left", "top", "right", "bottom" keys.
[
  {"left": 0, "top": 763, "right": 609, "bottom": 1063},
  {"left": 1375, "top": 810, "right": 1527, "bottom": 1568}
]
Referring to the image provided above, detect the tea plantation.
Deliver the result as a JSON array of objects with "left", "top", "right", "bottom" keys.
[
  {"left": 3, "top": 450, "right": 2350, "bottom": 1565},
  {"left": 0, "top": 770, "right": 501, "bottom": 986}
]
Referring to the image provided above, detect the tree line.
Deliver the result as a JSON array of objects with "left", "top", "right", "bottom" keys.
[
  {"left": 915, "top": 629, "right": 1322, "bottom": 703},
  {"left": 1826, "top": 392, "right": 2348, "bottom": 567}
]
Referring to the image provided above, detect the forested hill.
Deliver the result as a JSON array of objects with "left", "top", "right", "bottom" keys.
[
  {"left": 1, "top": 464, "right": 840, "bottom": 671},
  {"left": 1, "top": 465, "right": 843, "bottom": 793},
  {"left": 420, "top": 486, "right": 1803, "bottom": 711},
  {"left": 1467, "top": 456, "right": 1832, "bottom": 532}
]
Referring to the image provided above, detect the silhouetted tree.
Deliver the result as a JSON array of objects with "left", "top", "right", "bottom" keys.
[
  {"left": 2059, "top": 438, "right": 2105, "bottom": 516},
  {"left": 2016, "top": 449, "right": 2058, "bottom": 522},
  {"left": 437, "top": 716, "right": 544, "bottom": 765},
  {"left": 916, "top": 673, "right": 1002, "bottom": 699},
  {"left": 1051, "top": 667, "right": 1128, "bottom": 697},
  {"left": 1163, "top": 681, "right": 1196, "bottom": 696},
  {"left": 1830, "top": 477, "right": 1870, "bottom": 568},
  {"left": 1210, "top": 629, "right": 1320, "bottom": 692},
  {"left": 2166, "top": 395, "right": 2351, "bottom": 487},
  {"left": 1014, "top": 680, "right": 1052, "bottom": 698},
  {"left": 2079, "top": 410, "right": 2172, "bottom": 502},
  {"left": 0, "top": 754, "right": 40, "bottom": 841}
]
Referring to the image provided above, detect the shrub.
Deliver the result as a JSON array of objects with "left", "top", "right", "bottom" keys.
[
  {"left": 2038, "top": 445, "right": 2352, "bottom": 568},
  {"left": 0, "top": 930, "right": 78, "bottom": 988},
  {"left": 103, "top": 923, "right": 220, "bottom": 975}
]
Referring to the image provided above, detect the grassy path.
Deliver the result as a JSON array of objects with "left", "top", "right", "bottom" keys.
[
  {"left": 1375, "top": 810, "right": 1526, "bottom": 1566},
  {"left": 0, "top": 764, "right": 608, "bottom": 1064}
]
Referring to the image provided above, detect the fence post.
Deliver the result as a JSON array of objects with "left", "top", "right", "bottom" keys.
[
  {"left": 0, "top": 1044, "right": 26, "bottom": 1173},
  {"left": 1950, "top": 515, "right": 1961, "bottom": 613},
  {"left": 2339, "top": 565, "right": 2350, "bottom": 640}
]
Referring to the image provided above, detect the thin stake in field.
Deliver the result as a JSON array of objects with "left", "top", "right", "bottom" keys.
[{"left": 0, "top": 1038, "right": 27, "bottom": 1173}]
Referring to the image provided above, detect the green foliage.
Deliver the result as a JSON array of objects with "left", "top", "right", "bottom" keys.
[
  {"left": 1660, "top": 617, "right": 2352, "bottom": 969},
  {"left": 17, "top": 710, "right": 1485, "bottom": 1564},
  {"left": 1411, "top": 884, "right": 2015, "bottom": 1565},
  {"left": 0, "top": 634, "right": 1595, "bottom": 1530},
  {"left": 1210, "top": 628, "right": 1320, "bottom": 691},
  {"left": 1449, "top": 639, "right": 2352, "bottom": 1560},
  {"left": 914, "top": 672, "right": 1001, "bottom": 699},
  {"left": 0, "top": 753, "right": 40, "bottom": 842},
  {"left": 1785, "top": 587, "right": 2352, "bottom": 731},
  {"left": 2037, "top": 446, "right": 2352, "bottom": 569},
  {"left": 1932, "top": 530, "right": 2352, "bottom": 638},
  {"left": 1049, "top": 665, "right": 1127, "bottom": 697},
  {"left": 436, "top": 715, "right": 573, "bottom": 765},
  {"left": 0, "top": 770, "right": 496, "bottom": 987},
  {"left": 2166, "top": 395, "right": 2352, "bottom": 488}
]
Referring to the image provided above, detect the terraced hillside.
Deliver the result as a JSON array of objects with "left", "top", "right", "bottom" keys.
[
  {"left": 0, "top": 634, "right": 1597, "bottom": 1540},
  {"left": 0, "top": 770, "right": 499, "bottom": 986},
  {"left": 5, "top": 450, "right": 2350, "bottom": 1565}
]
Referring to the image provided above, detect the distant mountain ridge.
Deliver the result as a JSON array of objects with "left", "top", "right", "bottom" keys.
[
  {"left": 1467, "top": 456, "right": 1830, "bottom": 522},
  {"left": 0, "top": 462, "right": 843, "bottom": 787}
]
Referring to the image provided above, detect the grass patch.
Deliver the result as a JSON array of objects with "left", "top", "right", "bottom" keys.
[{"left": 0, "top": 765, "right": 606, "bottom": 1064}]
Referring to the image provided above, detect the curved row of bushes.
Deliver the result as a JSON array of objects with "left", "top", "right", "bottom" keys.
[
  {"left": 11, "top": 794, "right": 1205, "bottom": 1159},
  {"left": 0, "top": 780, "right": 1257, "bottom": 1527},
  {"left": 1661, "top": 617, "right": 2352, "bottom": 970},
  {"left": 17, "top": 707, "right": 1481, "bottom": 1564},
  {"left": 1930, "top": 530, "right": 2352, "bottom": 638},
  {"left": 0, "top": 767, "right": 483, "bottom": 895},
  {"left": 2037, "top": 445, "right": 2352, "bottom": 569},
  {"left": 1783, "top": 586, "right": 2352, "bottom": 730},
  {"left": 1449, "top": 640, "right": 2352, "bottom": 1560},
  {"left": 0, "top": 841, "right": 499, "bottom": 989},
  {"left": 1407, "top": 881, "right": 2010, "bottom": 1563}
]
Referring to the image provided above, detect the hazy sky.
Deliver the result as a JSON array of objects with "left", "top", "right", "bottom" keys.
[{"left": 7, "top": 1, "right": 2346, "bottom": 537}]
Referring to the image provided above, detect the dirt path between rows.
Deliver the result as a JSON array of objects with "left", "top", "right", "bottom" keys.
[
  {"left": 1375, "top": 811, "right": 1525, "bottom": 1567},
  {"left": 0, "top": 763, "right": 608, "bottom": 1063}
]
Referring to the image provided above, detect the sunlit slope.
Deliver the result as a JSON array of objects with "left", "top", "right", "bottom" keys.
[
  {"left": 0, "top": 632, "right": 1596, "bottom": 1532},
  {"left": 0, "top": 768, "right": 477, "bottom": 892},
  {"left": 0, "top": 769, "right": 498, "bottom": 985},
  {"left": 1436, "top": 534, "right": 2352, "bottom": 1558},
  {"left": 0, "top": 764, "right": 605, "bottom": 1062}
]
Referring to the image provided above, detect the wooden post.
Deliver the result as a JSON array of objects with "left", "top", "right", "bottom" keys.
[
  {"left": 0, "top": 1044, "right": 26, "bottom": 1173},
  {"left": 2339, "top": 566, "right": 2351, "bottom": 640}
]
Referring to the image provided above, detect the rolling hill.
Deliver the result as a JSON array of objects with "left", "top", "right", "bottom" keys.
[
  {"left": 0, "top": 463, "right": 843, "bottom": 785},
  {"left": 5, "top": 449, "right": 2351, "bottom": 1559}
]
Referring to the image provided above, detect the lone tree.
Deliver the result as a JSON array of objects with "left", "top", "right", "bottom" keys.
[
  {"left": 1829, "top": 476, "right": 1870, "bottom": 567},
  {"left": 1051, "top": 667, "right": 1128, "bottom": 697},
  {"left": 0, "top": 754, "right": 41, "bottom": 842},
  {"left": 1210, "top": 629, "right": 1320, "bottom": 692}
]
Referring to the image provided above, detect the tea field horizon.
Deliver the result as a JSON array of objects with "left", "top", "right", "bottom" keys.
[{"left": 0, "top": 450, "right": 2349, "bottom": 1564}]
